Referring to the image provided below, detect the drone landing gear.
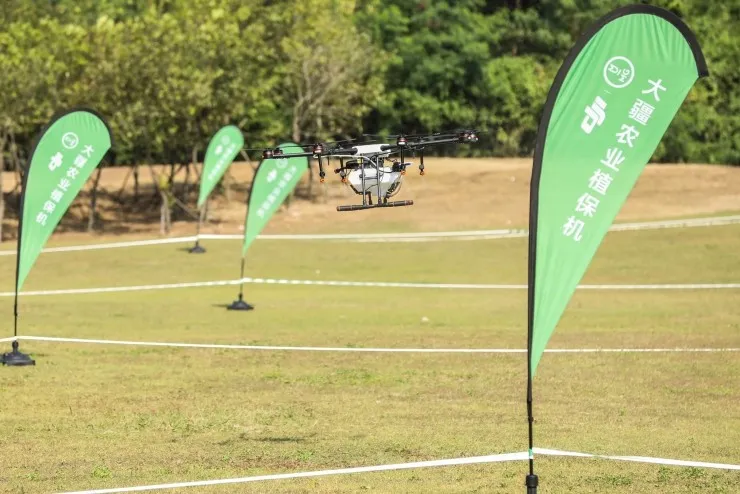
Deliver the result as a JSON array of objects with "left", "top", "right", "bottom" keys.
[{"left": 337, "top": 200, "right": 413, "bottom": 212}]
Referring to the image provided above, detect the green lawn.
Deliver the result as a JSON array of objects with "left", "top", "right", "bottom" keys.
[{"left": 0, "top": 225, "right": 738, "bottom": 493}]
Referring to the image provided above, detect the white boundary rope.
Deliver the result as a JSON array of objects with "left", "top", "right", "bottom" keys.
[
  {"left": 1, "top": 215, "right": 738, "bottom": 257},
  {"left": 57, "top": 452, "right": 529, "bottom": 494},
  {"left": 534, "top": 448, "right": 740, "bottom": 470},
  {"left": 1, "top": 277, "right": 739, "bottom": 298},
  {"left": 5, "top": 335, "right": 739, "bottom": 354},
  {"left": 55, "top": 448, "right": 740, "bottom": 494}
]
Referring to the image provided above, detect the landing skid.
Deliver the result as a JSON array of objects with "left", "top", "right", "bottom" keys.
[{"left": 337, "top": 200, "right": 414, "bottom": 212}]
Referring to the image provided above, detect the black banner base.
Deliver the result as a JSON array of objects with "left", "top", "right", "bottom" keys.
[
  {"left": 188, "top": 243, "right": 206, "bottom": 254},
  {"left": 525, "top": 474, "right": 538, "bottom": 494},
  {"left": 1, "top": 341, "right": 35, "bottom": 366},
  {"left": 227, "top": 298, "right": 254, "bottom": 311}
]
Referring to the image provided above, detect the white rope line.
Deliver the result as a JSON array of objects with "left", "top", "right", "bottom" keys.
[
  {"left": 579, "top": 283, "right": 740, "bottom": 289},
  {"left": 5, "top": 336, "right": 739, "bottom": 354},
  {"left": 55, "top": 448, "right": 740, "bottom": 494},
  {"left": 610, "top": 215, "right": 740, "bottom": 232},
  {"left": 1, "top": 215, "right": 738, "bottom": 257},
  {"left": 533, "top": 448, "right": 740, "bottom": 471},
  {"left": 56, "top": 452, "right": 528, "bottom": 494},
  {"left": 0, "top": 236, "right": 200, "bottom": 256},
  {"left": 1, "top": 277, "right": 740, "bottom": 298},
  {"left": 0, "top": 279, "right": 242, "bottom": 297}
]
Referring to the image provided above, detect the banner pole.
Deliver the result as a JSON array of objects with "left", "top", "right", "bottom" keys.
[
  {"left": 238, "top": 256, "right": 246, "bottom": 300},
  {"left": 1, "top": 282, "right": 34, "bottom": 366},
  {"left": 13, "top": 291, "right": 18, "bottom": 338},
  {"left": 526, "top": 361, "right": 537, "bottom": 492},
  {"left": 3, "top": 151, "right": 34, "bottom": 366},
  {"left": 189, "top": 205, "right": 206, "bottom": 254},
  {"left": 228, "top": 255, "right": 253, "bottom": 311},
  {"left": 227, "top": 173, "right": 253, "bottom": 311},
  {"left": 526, "top": 259, "right": 537, "bottom": 492}
]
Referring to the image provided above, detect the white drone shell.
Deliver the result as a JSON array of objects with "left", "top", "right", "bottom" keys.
[
  {"left": 347, "top": 166, "right": 403, "bottom": 198},
  {"left": 352, "top": 143, "right": 393, "bottom": 157}
]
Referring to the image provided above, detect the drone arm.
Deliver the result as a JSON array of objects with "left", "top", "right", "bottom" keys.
[
  {"left": 412, "top": 136, "right": 459, "bottom": 147},
  {"left": 317, "top": 156, "right": 326, "bottom": 183},
  {"left": 330, "top": 147, "right": 359, "bottom": 156},
  {"left": 275, "top": 151, "right": 314, "bottom": 159}
]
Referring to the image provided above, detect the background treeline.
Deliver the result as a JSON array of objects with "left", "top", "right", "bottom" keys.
[{"left": 0, "top": 0, "right": 738, "bottom": 169}]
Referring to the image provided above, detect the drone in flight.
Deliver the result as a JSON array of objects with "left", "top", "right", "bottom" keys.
[{"left": 257, "top": 130, "right": 479, "bottom": 211}]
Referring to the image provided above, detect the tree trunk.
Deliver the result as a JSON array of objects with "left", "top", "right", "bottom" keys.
[
  {"left": 168, "top": 163, "right": 179, "bottom": 221},
  {"left": 147, "top": 164, "right": 170, "bottom": 235},
  {"left": 186, "top": 146, "right": 198, "bottom": 199},
  {"left": 12, "top": 133, "right": 21, "bottom": 183},
  {"left": 133, "top": 164, "right": 140, "bottom": 201},
  {"left": 292, "top": 112, "right": 302, "bottom": 144},
  {"left": 158, "top": 188, "right": 172, "bottom": 235},
  {"left": 168, "top": 162, "right": 177, "bottom": 185},
  {"left": 87, "top": 167, "right": 103, "bottom": 232},
  {"left": 183, "top": 162, "right": 191, "bottom": 198},
  {"left": 307, "top": 163, "right": 316, "bottom": 202},
  {"left": 166, "top": 195, "right": 172, "bottom": 232},
  {"left": 10, "top": 135, "right": 22, "bottom": 231},
  {"left": 116, "top": 165, "right": 133, "bottom": 203},
  {"left": 284, "top": 191, "right": 293, "bottom": 209},
  {"left": 160, "top": 192, "right": 167, "bottom": 235},
  {"left": 0, "top": 133, "right": 6, "bottom": 243},
  {"left": 285, "top": 114, "right": 303, "bottom": 210},
  {"left": 224, "top": 171, "right": 233, "bottom": 203},
  {"left": 240, "top": 150, "right": 257, "bottom": 172},
  {"left": 246, "top": 167, "right": 257, "bottom": 207}
]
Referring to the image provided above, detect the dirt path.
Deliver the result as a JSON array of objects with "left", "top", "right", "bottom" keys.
[{"left": 2, "top": 159, "right": 739, "bottom": 242}]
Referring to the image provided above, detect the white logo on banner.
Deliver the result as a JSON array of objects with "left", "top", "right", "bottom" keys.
[
  {"left": 581, "top": 96, "right": 607, "bottom": 134},
  {"left": 61, "top": 132, "right": 79, "bottom": 150},
  {"left": 603, "top": 56, "right": 635, "bottom": 88}
]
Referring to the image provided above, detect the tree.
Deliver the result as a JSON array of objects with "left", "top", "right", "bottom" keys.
[
  {"left": 0, "top": 20, "right": 90, "bottom": 239},
  {"left": 272, "top": 0, "right": 387, "bottom": 144},
  {"left": 0, "top": 0, "right": 737, "bottom": 174}
]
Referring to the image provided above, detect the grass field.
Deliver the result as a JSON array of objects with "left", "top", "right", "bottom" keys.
[
  {"left": 1, "top": 220, "right": 739, "bottom": 493},
  {"left": 1, "top": 162, "right": 740, "bottom": 493}
]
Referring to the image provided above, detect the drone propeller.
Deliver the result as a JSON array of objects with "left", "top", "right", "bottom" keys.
[
  {"left": 362, "top": 132, "right": 428, "bottom": 139},
  {"left": 317, "top": 138, "right": 357, "bottom": 147},
  {"left": 411, "top": 129, "right": 479, "bottom": 143},
  {"left": 291, "top": 138, "right": 357, "bottom": 151},
  {"left": 363, "top": 129, "right": 480, "bottom": 145},
  {"left": 245, "top": 128, "right": 479, "bottom": 165}
]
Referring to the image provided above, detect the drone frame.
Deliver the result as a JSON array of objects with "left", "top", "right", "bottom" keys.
[{"left": 255, "top": 130, "right": 479, "bottom": 211}]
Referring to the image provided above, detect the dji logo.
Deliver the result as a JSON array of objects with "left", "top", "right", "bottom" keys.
[{"left": 581, "top": 96, "right": 607, "bottom": 134}]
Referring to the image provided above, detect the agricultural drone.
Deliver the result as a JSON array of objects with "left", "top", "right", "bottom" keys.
[{"left": 256, "top": 130, "right": 479, "bottom": 211}]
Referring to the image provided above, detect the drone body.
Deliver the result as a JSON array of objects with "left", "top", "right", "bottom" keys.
[
  {"left": 338, "top": 144, "right": 405, "bottom": 205},
  {"left": 255, "top": 131, "right": 479, "bottom": 211}
]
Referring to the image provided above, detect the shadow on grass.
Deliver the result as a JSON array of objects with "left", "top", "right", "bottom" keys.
[
  {"left": 254, "top": 436, "right": 310, "bottom": 443},
  {"left": 217, "top": 434, "right": 312, "bottom": 446}
]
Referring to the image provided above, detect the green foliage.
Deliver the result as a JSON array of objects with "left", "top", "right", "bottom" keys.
[
  {"left": 655, "top": 1, "right": 740, "bottom": 164},
  {"left": 0, "top": 0, "right": 736, "bottom": 164},
  {"left": 271, "top": 0, "right": 386, "bottom": 143}
]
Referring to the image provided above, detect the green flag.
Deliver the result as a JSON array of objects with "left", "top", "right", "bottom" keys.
[
  {"left": 242, "top": 142, "right": 308, "bottom": 256},
  {"left": 198, "top": 125, "right": 244, "bottom": 209},
  {"left": 17, "top": 109, "right": 113, "bottom": 292},
  {"left": 528, "top": 6, "right": 707, "bottom": 375}
]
